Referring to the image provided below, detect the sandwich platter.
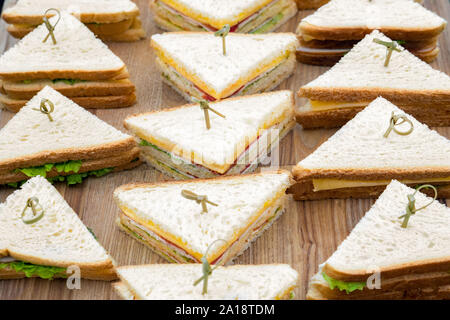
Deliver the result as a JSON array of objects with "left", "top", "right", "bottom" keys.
[{"left": 0, "top": 0, "right": 449, "bottom": 300}]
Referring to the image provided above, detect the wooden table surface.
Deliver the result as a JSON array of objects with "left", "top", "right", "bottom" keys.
[{"left": 0, "top": 0, "right": 449, "bottom": 300}]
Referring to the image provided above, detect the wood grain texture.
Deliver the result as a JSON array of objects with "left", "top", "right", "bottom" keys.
[{"left": 0, "top": 0, "right": 449, "bottom": 300}]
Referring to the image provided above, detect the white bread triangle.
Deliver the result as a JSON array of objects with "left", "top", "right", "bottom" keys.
[
  {"left": 323, "top": 180, "right": 450, "bottom": 279},
  {"left": 301, "top": 30, "right": 450, "bottom": 93},
  {"left": 300, "top": 0, "right": 446, "bottom": 31},
  {"left": 114, "top": 171, "right": 292, "bottom": 261},
  {"left": 115, "top": 264, "right": 298, "bottom": 300},
  {"left": 296, "top": 97, "right": 450, "bottom": 171},
  {"left": 124, "top": 91, "right": 294, "bottom": 172},
  {"left": 151, "top": 32, "right": 298, "bottom": 99},
  {"left": 0, "top": 12, "right": 125, "bottom": 79},
  {"left": 0, "top": 176, "right": 114, "bottom": 270},
  {"left": 2, "top": 0, "right": 139, "bottom": 24},
  {"left": 0, "top": 86, "right": 133, "bottom": 170}
]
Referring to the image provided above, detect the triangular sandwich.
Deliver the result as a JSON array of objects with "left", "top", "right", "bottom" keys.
[
  {"left": 307, "top": 180, "right": 450, "bottom": 300},
  {"left": 151, "top": 32, "right": 298, "bottom": 102},
  {"left": 149, "top": 0, "right": 297, "bottom": 33},
  {"left": 0, "top": 176, "right": 116, "bottom": 280},
  {"left": 290, "top": 97, "right": 450, "bottom": 200},
  {"left": 124, "top": 91, "right": 295, "bottom": 180},
  {"left": 296, "top": 30, "right": 450, "bottom": 129},
  {"left": 296, "top": 0, "right": 445, "bottom": 65},
  {"left": 113, "top": 170, "right": 293, "bottom": 265},
  {"left": 0, "top": 86, "right": 140, "bottom": 188},
  {"left": 2, "top": 0, "right": 145, "bottom": 42},
  {"left": 0, "top": 12, "right": 136, "bottom": 112},
  {"left": 114, "top": 264, "right": 298, "bottom": 300}
]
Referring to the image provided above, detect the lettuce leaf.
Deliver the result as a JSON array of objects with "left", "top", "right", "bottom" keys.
[
  {"left": 139, "top": 139, "right": 170, "bottom": 156},
  {"left": 16, "top": 164, "right": 54, "bottom": 177},
  {"left": 54, "top": 160, "right": 82, "bottom": 173},
  {"left": 15, "top": 160, "right": 82, "bottom": 178},
  {"left": 0, "top": 261, "right": 66, "bottom": 280},
  {"left": 322, "top": 272, "right": 365, "bottom": 294}
]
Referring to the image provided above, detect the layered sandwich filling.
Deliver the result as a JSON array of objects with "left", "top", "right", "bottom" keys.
[
  {"left": 0, "top": 257, "right": 67, "bottom": 280},
  {"left": 1, "top": 149, "right": 141, "bottom": 187},
  {"left": 312, "top": 269, "right": 450, "bottom": 299},
  {"left": 296, "top": 32, "right": 439, "bottom": 65},
  {"left": 156, "top": 52, "right": 296, "bottom": 102},
  {"left": 151, "top": 0, "right": 296, "bottom": 33},
  {"left": 312, "top": 177, "right": 450, "bottom": 192},
  {"left": 135, "top": 117, "right": 294, "bottom": 179},
  {"left": 0, "top": 67, "right": 136, "bottom": 112},
  {"left": 7, "top": 17, "right": 142, "bottom": 40},
  {"left": 118, "top": 196, "right": 286, "bottom": 265}
]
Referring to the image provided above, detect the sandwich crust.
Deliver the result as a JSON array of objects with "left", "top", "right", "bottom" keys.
[
  {"left": 298, "top": 87, "right": 450, "bottom": 106},
  {"left": 323, "top": 256, "right": 450, "bottom": 283},
  {"left": 299, "top": 21, "right": 446, "bottom": 42},
  {"left": 2, "top": 9, "right": 140, "bottom": 25},
  {"left": 1, "top": 92, "right": 137, "bottom": 112},
  {"left": 296, "top": 103, "right": 450, "bottom": 129},
  {"left": 0, "top": 136, "right": 136, "bottom": 172},
  {"left": 288, "top": 182, "right": 450, "bottom": 200},
  {"left": 0, "top": 147, "right": 141, "bottom": 184}
]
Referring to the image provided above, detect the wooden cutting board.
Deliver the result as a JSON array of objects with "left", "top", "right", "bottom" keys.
[{"left": 0, "top": 0, "right": 449, "bottom": 300}]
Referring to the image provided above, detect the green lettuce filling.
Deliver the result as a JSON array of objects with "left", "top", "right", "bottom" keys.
[
  {"left": 15, "top": 160, "right": 82, "bottom": 178},
  {"left": 322, "top": 272, "right": 365, "bottom": 294},
  {"left": 250, "top": 12, "right": 284, "bottom": 34},
  {"left": 51, "top": 79, "right": 87, "bottom": 85},
  {"left": 5, "top": 161, "right": 116, "bottom": 187},
  {"left": 139, "top": 139, "right": 171, "bottom": 156},
  {"left": 0, "top": 261, "right": 66, "bottom": 280}
]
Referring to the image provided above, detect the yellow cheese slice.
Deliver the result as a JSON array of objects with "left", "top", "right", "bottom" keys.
[
  {"left": 313, "top": 177, "right": 450, "bottom": 191},
  {"left": 309, "top": 100, "right": 370, "bottom": 112}
]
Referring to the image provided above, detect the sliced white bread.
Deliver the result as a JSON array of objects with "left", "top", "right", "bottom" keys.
[
  {"left": 0, "top": 176, "right": 116, "bottom": 280},
  {"left": 124, "top": 91, "right": 295, "bottom": 174},
  {"left": 151, "top": 32, "right": 298, "bottom": 100},
  {"left": 114, "top": 171, "right": 293, "bottom": 264},
  {"left": 299, "top": 0, "right": 446, "bottom": 40},
  {"left": 0, "top": 12, "right": 125, "bottom": 81},
  {"left": 2, "top": 0, "right": 140, "bottom": 24},
  {"left": 299, "top": 30, "right": 450, "bottom": 104},
  {"left": 115, "top": 264, "right": 298, "bottom": 300},
  {"left": 294, "top": 97, "right": 450, "bottom": 180},
  {"left": 0, "top": 86, "right": 135, "bottom": 172},
  {"left": 323, "top": 180, "right": 450, "bottom": 282}
]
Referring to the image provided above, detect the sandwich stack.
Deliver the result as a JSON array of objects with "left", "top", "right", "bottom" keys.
[
  {"left": 0, "top": 176, "right": 116, "bottom": 280},
  {"left": 290, "top": 97, "right": 450, "bottom": 200},
  {"left": 296, "top": 30, "right": 450, "bottom": 129},
  {"left": 0, "top": 12, "right": 136, "bottom": 112},
  {"left": 113, "top": 171, "right": 292, "bottom": 265},
  {"left": 149, "top": 0, "right": 298, "bottom": 33},
  {"left": 151, "top": 32, "right": 299, "bottom": 102},
  {"left": 2, "top": 0, "right": 145, "bottom": 42},
  {"left": 0, "top": 86, "right": 140, "bottom": 188},
  {"left": 124, "top": 91, "right": 295, "bottom": 180},
  {"left": 114, "top": 264, "right": 298, "bottom": 300},
  {"left": 308, "top": 180, "right": 450, "bottom": 300},
  {"left": 296, "top": 0, "right": 444, "bottom": 65}
]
